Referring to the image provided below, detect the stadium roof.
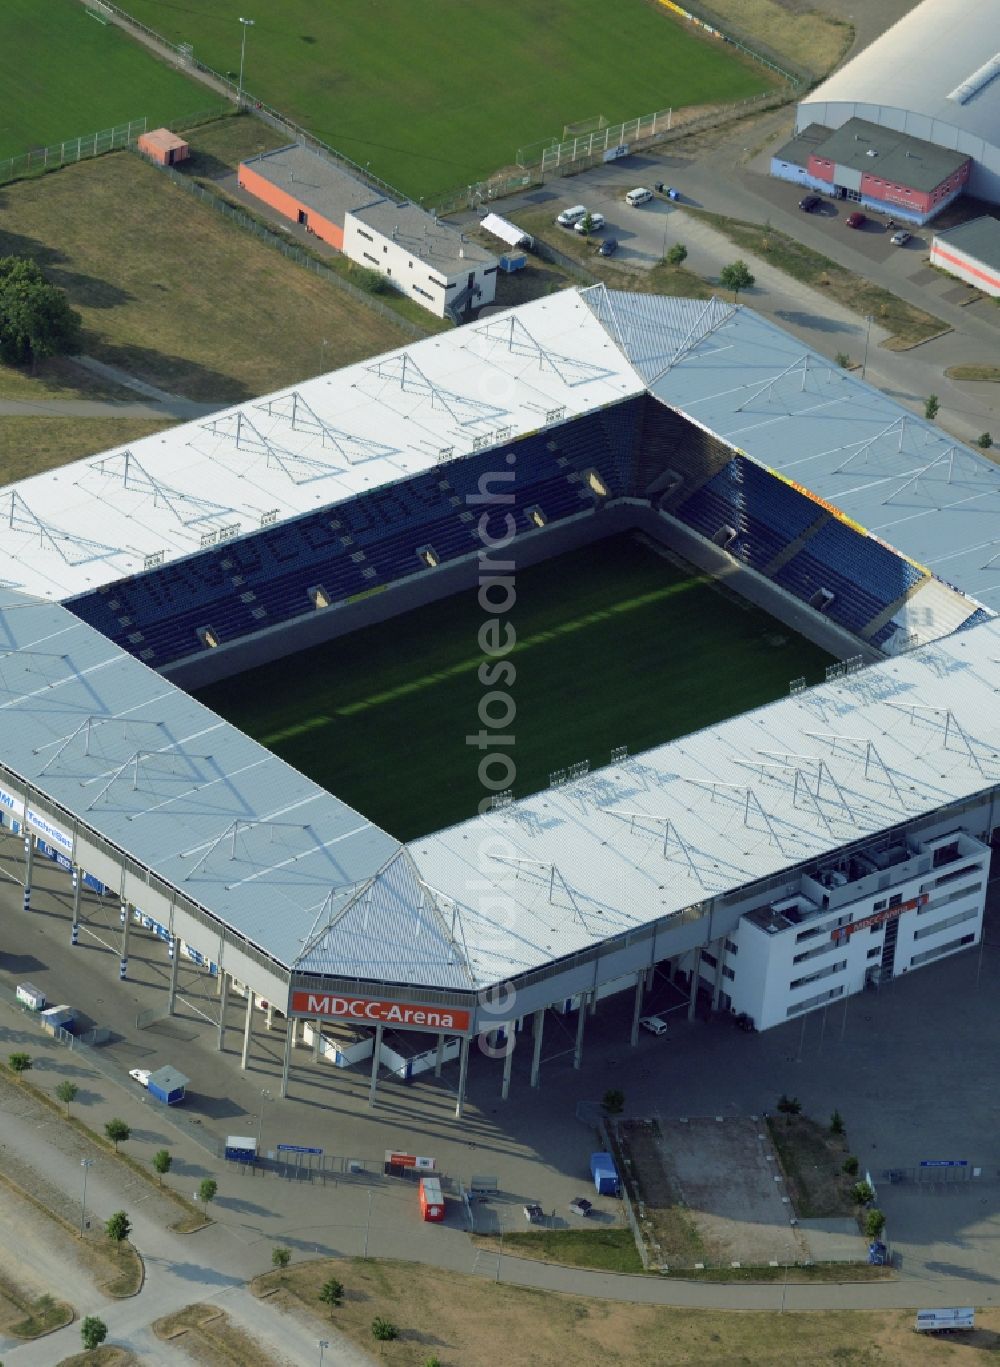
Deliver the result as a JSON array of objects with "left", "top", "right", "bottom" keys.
[
  {"left": 4, "top": 586, "right": 999, "bottom": 991},
  {"left": 0, "top": 290, "right": 643, "bottom": 602},
  {"left": 796, "top": 0, "right": 1000, "bottom": 156},
  {"left": 583, "top": 287, "right": 1000, "bottom": 609},
  {"left": 408, "top": 614, "right": 1000, "bottom": 988}
]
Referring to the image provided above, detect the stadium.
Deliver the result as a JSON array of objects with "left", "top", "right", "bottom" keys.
[{"left": 1, "top": 286, "right": 999, "bottom": 1115}]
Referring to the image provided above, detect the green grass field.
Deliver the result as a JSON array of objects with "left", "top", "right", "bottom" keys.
[
  {"left": 196, "top": 534, "right": 831, "bottom": 841},
  {"left": 112, "top": 0, "right": 774, "bottom": 199},
  {"left": 0, "top": 0, "right": 215, "bottom": 160}
]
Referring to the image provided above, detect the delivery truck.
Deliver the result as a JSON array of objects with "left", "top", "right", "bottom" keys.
[
  {"left": 590, "top": 1152, "right": 621, "bottom": 1196},
  {"left": 16, "top": 982, "right": 46, "bottom": 1012},
  {"left": 419, "top": 1176, "right": 446, "bottom": 1221}
]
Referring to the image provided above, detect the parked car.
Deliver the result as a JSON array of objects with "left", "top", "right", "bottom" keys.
[
  {"left": 890, "top": 228, "right": 912, "bottom": 246},
  {"left": 129, "top": 1068, "right": 151, "bottom": 1088},
  {"left": 798, "top": 194, "right": 821, "bottom": 212},
  {"left": 568, "top": 1196, "right": 593, "bottom": 1217},
  {"left": 597, "top": 237, "right": 619, "bottom": 257},
  {"left": 556, "top": 204, "right": 587, "bottom": 228},
  {"left": 845, "top": 211, "right": 866, "bottom": 229},
  {"left": 575, "top": 212, "right": 605, "bottom": 235},
  {"left": 639, "top": 1014, "right": 669, "bottom": 1036},
  {"left": 523, "top": 1202, "right": 544, "bottom": 1223}
]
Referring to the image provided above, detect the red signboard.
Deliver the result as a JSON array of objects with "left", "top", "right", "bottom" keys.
[
  {"left": 831, "top": 894, "right": 929, "bottom": 942},
  {"left": 291, "top": 990, "right": 471, "bottom": 1033}
]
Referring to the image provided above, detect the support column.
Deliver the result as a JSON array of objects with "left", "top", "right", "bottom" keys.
[
  {"left": 500, "top": 1027, "right": 514, "bottom": 1100},
  {"left": 530, "top": 1009, "right": 544, "bottom": 1088},
  {"left": 265, "top": 1003, "right": 273, "bottom": 1031},
  {"left": 167, "top": 937, "right": 179, "bottom": 1015},
  {"left": 217, "top": 973, "right": 229, "bottom": 1051},
  {"left": 711, "top": 938, "right": 726, "bottom": 1010},
  {"left": 629, "top": 973, "right": 644, "bottom": 1047},
  {"left": 241, "top": 991, "right": 253, "bottom": 1070},
  {"left": 119, "top": 902, "right": 130, "bottom": 981},
  {"left": 588, "top": 989, "right": 598, "bottom": 1017},
  {"left": 312, "top": 1018, "right": 322, "bottom": 1061},
  {"left": 70, "top": 867, "right": 82, "bottom": 946},
  {"left": 368, "top": 1023, "right": 383, "bottom": 1109},
  {"left": 290, "top": 1017, "right": 299, "bottom": 1047},
  {"left": 455, "top": 1035, "right": 471, "bottom": 1119},
  {"left": 216, "top": 967, "right": 224, "bottom": 996},
  {"left": 574, "top": 994, "right": 588, "bottom": 1069},
  {"left": 687, "top": 951, "right": 701, "bottom": 1021},
  {"left": 434, "top": 1032, "right": 446, "bottom": 1077},
  {"left": 22, "top": 835, "right": 32, "bottom": 913},
  {"left": 644, "top": 965, "right": 655, "bottom": 992},
  {"left": 280, "top": 1018, "right": 293, "bottom": 1099}
]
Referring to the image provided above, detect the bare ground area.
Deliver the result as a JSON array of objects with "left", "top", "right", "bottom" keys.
[
  {"left": 154, "top": 1302, "right": 280, "bottom": 1366},
  {"left": 621, "top": 1117, "right": 808, "bottom": 1265}
]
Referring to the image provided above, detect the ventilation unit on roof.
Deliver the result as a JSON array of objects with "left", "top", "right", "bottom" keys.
[
  {"left": 866, "top": 149, "right": 878, "bottom": 157},
  {"left": 948, "top": 53, "right": 1000, "bottom": 104}
]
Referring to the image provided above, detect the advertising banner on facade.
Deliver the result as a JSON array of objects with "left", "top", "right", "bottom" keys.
[{"left": 290, "top": 990, "right": 470, "bottom": 1033}]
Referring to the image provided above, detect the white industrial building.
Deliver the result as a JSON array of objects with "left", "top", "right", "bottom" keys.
[{"left": 795, "top": 0, "right": 1000, "bottom": 204}]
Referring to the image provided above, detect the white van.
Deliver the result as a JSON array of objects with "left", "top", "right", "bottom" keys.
[
  {"left": 575, "top": 212, "right": 605, "bottom": 234},
  {"left": 556, "top": 204, "right": 587, "bottom": 227},
  {"left": 625, "top": 187, "right": 653, "bottom": 207}
]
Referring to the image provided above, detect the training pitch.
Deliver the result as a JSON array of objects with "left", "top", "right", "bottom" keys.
[
  {"left": 196, "top": 534, "right": 830, "bottom": 841},
  {"left": 113, "top": 0, "right": 773, "bottom": 198},
  {"left": 0, "top": 0, "right": 213, "bottom": 161}
]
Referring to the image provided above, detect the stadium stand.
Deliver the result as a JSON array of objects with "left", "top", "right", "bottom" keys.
[{"left": 673, "top": 457, "right": 821, "bottom": 573}]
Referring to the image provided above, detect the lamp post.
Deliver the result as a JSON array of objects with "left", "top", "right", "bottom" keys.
[
  {"left": 237, "top": 17, "right": 255, "bottom": 107},
  {"left": 862, "top": 313, "right": 874, "bottom": 380},
  {"left": 80, "top": 1158, "right": 94, "bottom": 1236},
  {"left": 318, "top": 1340, "right": 329, "bottom": 1367},
  {"left": 256, "top": 1086, "right": 271, "bottom": 1152},
  {"left": 363, "top": 1188, "right": 373, "bottom": 1258}
]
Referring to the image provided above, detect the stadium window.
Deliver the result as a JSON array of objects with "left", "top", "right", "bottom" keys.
[
  {"left": 413, "top": 285, "right": 433, "bottom": 301},
  {"left": 889, "top": 893, "right": 902, "bottom": 908},
  {"left": 417, "top": 545, "right": 439, "bottom": 568},
  {"left": 357, "top": 229, "right": 373, "bottom": 242},
  {"left": 307, "top": 585, "right": 330, "bottom": 609},
  {"left": 873, "top": 898, "right": 887, "bottom": 912},
  {"left": 363, "top": 251, "right": 379, "bottom": 265},
  {"left": 526, "top": 505, "right": 547, "bottom": 528},
  {"left": 722, "top": 966, "right": 735, "bottom": 981},
  {"left": 197, "top": 626, "right": 219, "bottom": 649}
]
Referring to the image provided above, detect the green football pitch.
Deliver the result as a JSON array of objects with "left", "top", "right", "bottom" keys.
[
  {"left": 196, "top": 534, "right": 831, "bottom": 842},
  {"left": 0, "top": 1, "right": 215, "bottom": 161},
  {"left": 106, "top": 0, "right": 773, "bottom": 199}
]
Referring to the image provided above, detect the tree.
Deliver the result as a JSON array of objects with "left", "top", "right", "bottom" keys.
[
  {"left": 198, "top": 1178, "right": 218, "bottom": 1205},
  {"left": 719, "top": 260, "right": 755, "bottom": 299},
  {"left": 865, "top": 1208, "right": 886, "bottom": 1240},
  {"left": 152, "top": 1150, "right": 172, "bottom": 1185},
  {"left": 319, "top": 1277, "right": 344, "bottom": 1315},
  {"left": 81, "top": 1315, "right": 108, "bottom": 1351},
  {"left": 105, "top": 1118, "right": 130, "bottom": 1151},
  {"left": 829, "top": 1109, "right": 845, "bottom": 1135},
  {"left": 666, "top": 242, "right": 688, "bottom": 266},
  {"left": 776, "top": 1094, "right": 801, "bottom": 1122},
  {"left": 977, "top": 432, "right": 992, "bottom": 449},
  {"left": 8, "top": 1053, "right": 32, "bottom": 1078},
  {"left": 105, "top": 1210, "right": 131, "bottom": 1244},
  {"left": 852, "top": 1181, "right": 875, "bottom": 1206},
  {"left": 924, "top": 393, "right": 940, "bottom": 420},
  {"left": 842, "top": 1155, "right": 859, "bottom": 1176},
  {"left": 272, "top": 1245, "right": 291, "bottom": 1271},
  {"left": 602, "top": 1088, "right": 625, "bottom": 1116},
  {"left": 578, "top": 211, "right": 596, "bottom": 237},
  {"left": 371, "top": 1316, "right": 398, "bottom": 1341},
  {"left": 0, "top": 256, "right": 82, "bottom": 369},
  {"left": 835, "top": 352, "right": 850, "bottom": 368},
  {"left": 55, "top": 1080, "right": 78, "bottom": 1114}
]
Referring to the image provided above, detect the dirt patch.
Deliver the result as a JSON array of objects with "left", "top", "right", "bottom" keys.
[
  {"left": 620, "top": 1117, "right": 809, "bottom": 1266},
  {"left": 767, "top": 1113, "right": 858, "bottom": 1218},
  {"left": 154, "top": 1302, "right": 279, "bottom": 1366},
  {"left": 0, "top": 1267, "right": 73, "bottom": 1339}
]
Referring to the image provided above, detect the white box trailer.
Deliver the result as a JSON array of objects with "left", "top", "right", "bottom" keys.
[
  {"left": 16, "top": 982, "right": 46, "bottom": 1011},
  {"left": 480, "top": 212, "right": 534, "bottom": 251},
  {"left": 915, "top": 1308, "right": 974, "bottom": 1334}
]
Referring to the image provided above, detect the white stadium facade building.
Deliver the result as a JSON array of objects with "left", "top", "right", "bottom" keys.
[
  {"left": 795, "top": 0, "right": 1000, "bottom": 205},
  {"left": 2, "top": 286, "right": 999, "bottom": 1114}
]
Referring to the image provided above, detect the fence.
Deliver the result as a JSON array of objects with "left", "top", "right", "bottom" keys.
[
  {"left": 134, "top": 152, "right": 428, "bottom": 340},
  {"left": 0, "top": 117, "right": 147, "bottom": 187},
  {"left": 657, "top": 0, "right": 810, "bottom": 89}
]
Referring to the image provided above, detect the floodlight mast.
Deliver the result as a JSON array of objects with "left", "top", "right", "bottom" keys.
[{"left": 238, "top": 17, "right": 255, "bottom": 108}]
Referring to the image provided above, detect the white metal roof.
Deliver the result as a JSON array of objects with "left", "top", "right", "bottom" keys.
[
  {"left": 797, "top": 0, "right": 1000, "bottom": 154},
  {"left": 409, "top": 617, "right": 1000, "bottom": 987},
  {"left": 0, "top": 290, "right": 643, "bottom": 603}
]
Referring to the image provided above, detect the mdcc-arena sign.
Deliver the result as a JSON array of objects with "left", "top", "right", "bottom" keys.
[{"left": 290, "top": 990, "right": 471, "bottom": 1033}]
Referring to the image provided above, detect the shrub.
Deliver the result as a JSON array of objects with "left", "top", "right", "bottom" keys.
[
  {"left": 776, "top": 1094, "right": 801, "bottom": 1122},
  {"left": 842, "top": 1155, "right": 859, "bottom": 1176},
  {"left": 852, "top": 1181, "right": 874, "bottom": 1206},
  {"left": 372, "top": 1316, "right": 399, "bottom": 1341},
  {"left": 81, "top": 1315, "right": 108, "bottom": 1351},
  {"left": 319, "top": 1277, "right": 344, "bottom": 1315},
  {"left": 978, "top": 432, "right": 992, "bottom": 449},
  {"left": 8, "top": 1053, "right": 31, "bottom": 1077},
  {"left": 354, "top": 266, "right": 393, "bottom": 295},
  {"left": 924, "top": 393, "right": 940, "bottom": 420},
  {"left": 829, "top": 1109, "right": 845, "bottom": 1135},
  {"left": 272, "top": 1246, "right": 291, "bottom": 1270},
  {"left": 666, "top": 242, "right": 688, "bottom": 266},
  {"left": 835, "top": 352, "right": 850, "bottom": 368},
  {"left": 602, "top": 1088, "right": 625, "bottom": 1116}
]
